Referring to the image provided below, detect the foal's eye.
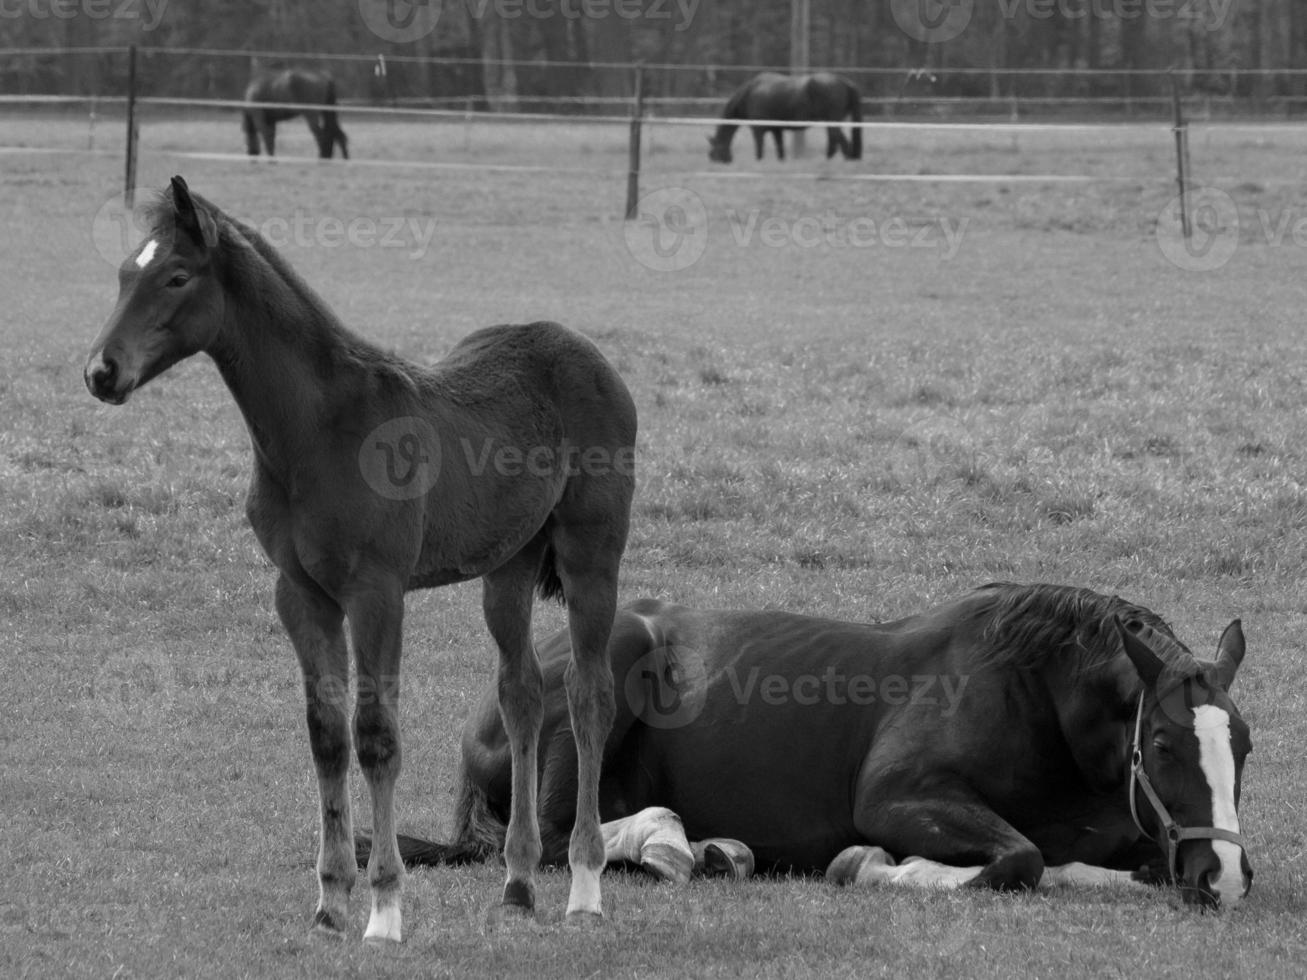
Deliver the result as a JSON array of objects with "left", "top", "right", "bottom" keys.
[{"left": 166, "top": 273, "right": 190, "bottom": 289}]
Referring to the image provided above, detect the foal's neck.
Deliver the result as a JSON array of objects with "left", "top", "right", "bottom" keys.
[{"left": 207, "top": 231, "right": 383, "bottom": 478}]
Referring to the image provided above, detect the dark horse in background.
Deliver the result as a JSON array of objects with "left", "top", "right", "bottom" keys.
[
  {"left": 243, "top": 68, "right": 349, "bottom": 159},
  {"left": 362, "top": 583, "right": 1252, "bottom": 910},
  {"left": 84, "top": 177, "right": 636, "bottom": 942},
  {"left": 708, "top": 71, "right": 862, "bottom": 164}
]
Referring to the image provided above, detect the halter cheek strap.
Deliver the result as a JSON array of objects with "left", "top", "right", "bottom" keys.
[{"left": 1128, "top": 694, "right": 1246, "bottom": 885}]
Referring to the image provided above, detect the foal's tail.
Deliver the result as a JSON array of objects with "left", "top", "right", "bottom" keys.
[
  {"left": 846, "top": 83, "right": 863, "bottom": 160},
  {"left": 354, "top": 767, "right": 504, "bottom": 868}
]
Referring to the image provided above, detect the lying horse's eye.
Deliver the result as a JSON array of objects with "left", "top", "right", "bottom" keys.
[
  {"left": 167, "top": 273, "right": 189, "bottom": 289},
  {"left": 1152, "top": 738, "right": 1173, "bottom": 758}
]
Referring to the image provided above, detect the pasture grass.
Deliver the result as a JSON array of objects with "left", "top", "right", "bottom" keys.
[{"left": 2, "top": 114, "right": 1306, "bottom": 978}]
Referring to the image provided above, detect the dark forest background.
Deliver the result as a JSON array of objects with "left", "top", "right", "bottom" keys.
[{"left": 3, "top": 0, "right": 1306, "bottom": 113}]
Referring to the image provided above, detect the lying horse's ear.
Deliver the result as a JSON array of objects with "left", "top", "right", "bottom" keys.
[
  {"left": 1213, "top": 619, "right": 1245, "bottom": 691},
  {"left": 170, "top": 175, "right": 218, "bottom": 250},
  {"left": 1114, "top": 616, "right": 1166, "bottom": 688}
]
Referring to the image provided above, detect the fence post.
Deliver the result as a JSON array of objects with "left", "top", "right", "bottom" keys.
[
  {"left": 123, "top": 44, "right": 138, "bottom": 208},
  {"left": 1169, "top": 71, "right": 1191, "bottom": 240},
  {"left": 624, "top": 64, "right": 645, "bottom": 221}
]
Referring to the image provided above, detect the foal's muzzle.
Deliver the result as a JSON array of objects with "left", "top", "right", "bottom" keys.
[{"left": 85, "top": 351, "right": 130, "bottom": 404}]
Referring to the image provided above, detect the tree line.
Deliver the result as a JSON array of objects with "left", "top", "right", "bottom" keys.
[{"left": 2, "top": 0, "right": 1304, "bottom": 113}]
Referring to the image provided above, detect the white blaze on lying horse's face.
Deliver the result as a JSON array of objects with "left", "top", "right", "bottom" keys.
[{"left": 1193, "top": 703, "right": 1248, "bottom": 908}]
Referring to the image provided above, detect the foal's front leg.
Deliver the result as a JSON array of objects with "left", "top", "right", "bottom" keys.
[
  {"left": 276, "top": 575, "right": 354, "bottom": 938},
  {"left": 345, "top": 577, "right": 407, "bottom": 943}
]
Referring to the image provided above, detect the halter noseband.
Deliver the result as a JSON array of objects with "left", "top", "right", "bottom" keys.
[{"left": 1128, "top": 693, "right": 1246, "bottom": 886}]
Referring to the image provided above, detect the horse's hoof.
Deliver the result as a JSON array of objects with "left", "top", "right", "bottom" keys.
[
  {"left": 693, "top": 839, "right": 755, "bottom": 880},
  {"left": 826, "top": 846, "right": 894, "bottom": 886},
  {"left": 642, "top": 841, "right": 694, "bottom": 884}
]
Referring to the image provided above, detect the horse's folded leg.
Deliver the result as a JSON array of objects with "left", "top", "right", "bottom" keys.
[
  {"left": 826, "top": 845, "right": 896, "bottom": 886},
  {"left": 602, "top": 806, "right": 694, "bottom": 884},
  {"left": 692, "top": 839, "right": 754, "bottom": 879}
]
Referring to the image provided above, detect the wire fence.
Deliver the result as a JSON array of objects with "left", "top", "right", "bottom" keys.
[{"left": 7, "top": 44, "right": 1307, "bottom": 120}]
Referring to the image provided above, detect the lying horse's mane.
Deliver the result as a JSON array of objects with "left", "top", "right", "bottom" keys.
[{"left": 971, "top": 582, "right": 1198, "bottom": 679}]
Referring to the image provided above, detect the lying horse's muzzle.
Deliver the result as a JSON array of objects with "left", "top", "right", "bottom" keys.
[{"left": 1177, "top": 841, "right": 1252, "bottom": 910}]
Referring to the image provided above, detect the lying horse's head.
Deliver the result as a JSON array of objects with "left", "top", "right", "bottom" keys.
[
  {"left": 85, "top": 176, "right": 223, "bottom": 405},
  {"left": 1116, "top": 617, "right": 1252, "bottom": 909}
]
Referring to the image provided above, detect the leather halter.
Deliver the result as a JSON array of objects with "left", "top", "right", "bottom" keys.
[{"left": 1128, "top": 693, "right": 1246, "bottom": 886}]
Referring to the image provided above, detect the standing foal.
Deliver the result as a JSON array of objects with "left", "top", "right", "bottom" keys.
[{"left": 84, "top": 177, "right": 636, "bottom": 942}]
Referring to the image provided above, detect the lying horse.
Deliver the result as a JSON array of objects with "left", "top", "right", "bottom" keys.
[
  {"left": 243, "top": 68, "right": 349, "bottom": 159},
  {"left": 363, "top": 583, "right": 1253, "bottom": 909},
  {"left": 707, "top": 71, "right": 863, "bottom": 164},
  {"left": 84, "top": 178, "right": 636, "bottom": 941}
]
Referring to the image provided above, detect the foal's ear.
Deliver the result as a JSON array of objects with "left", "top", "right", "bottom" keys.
[
  {"left": 1114, "top": 616, "right": 1167, "bottom": 688},
  {"left": 169, "top": 175, "right": 219, "bottom": 250},
  {"left": 1213, "top": 619, "right": 1245, "bottom": 691}
]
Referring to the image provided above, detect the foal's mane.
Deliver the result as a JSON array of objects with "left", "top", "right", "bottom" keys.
[
  {"left": 143, "top": 189, "right": 400, "bottom": 372},
  {"left": 971, "top": 582, "right": 1199, "bottom": 680}
]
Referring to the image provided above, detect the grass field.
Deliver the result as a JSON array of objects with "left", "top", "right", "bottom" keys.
[{"left": 3, "top": 111, "right": 1307, "bottom": 978}]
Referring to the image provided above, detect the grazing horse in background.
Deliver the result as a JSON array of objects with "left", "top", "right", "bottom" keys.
[
  {"left": 83, "top": 177, "right": 636, "bottom": 942},
  {"left": 243, "top": 69, "right": 349, "bottom": 159},
  {"left": 363, "top": 583, "right": 1252, "bottom": 909},
  {"left": 707, "top": 72, "right": 863, "bottom": 164}
]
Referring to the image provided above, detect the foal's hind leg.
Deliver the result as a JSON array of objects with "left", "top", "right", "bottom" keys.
[
  {"left": 552, "top": 521, "right": 627, "bottom": 919},
  {"left": 276, "top": 575, "right": 354, "bottom": 938},
  {"left": 483, "top": 543, "right": 549, "bottom": 917}
]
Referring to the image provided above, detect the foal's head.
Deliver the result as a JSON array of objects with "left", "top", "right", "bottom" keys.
[
  {"left": 1117, "top": 618, "right": 1253, "bottom": 909},
  {"left": 85, "top": 176, "right": 224, "bottom": 405}
]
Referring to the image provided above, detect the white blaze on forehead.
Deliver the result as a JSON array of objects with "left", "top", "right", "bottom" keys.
[
  {"left": 1193, "top": 703, "right": 1245, "bottom": 904},
  {"left": 134, "top": 238, "right": 159, "bottom": 269}
]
